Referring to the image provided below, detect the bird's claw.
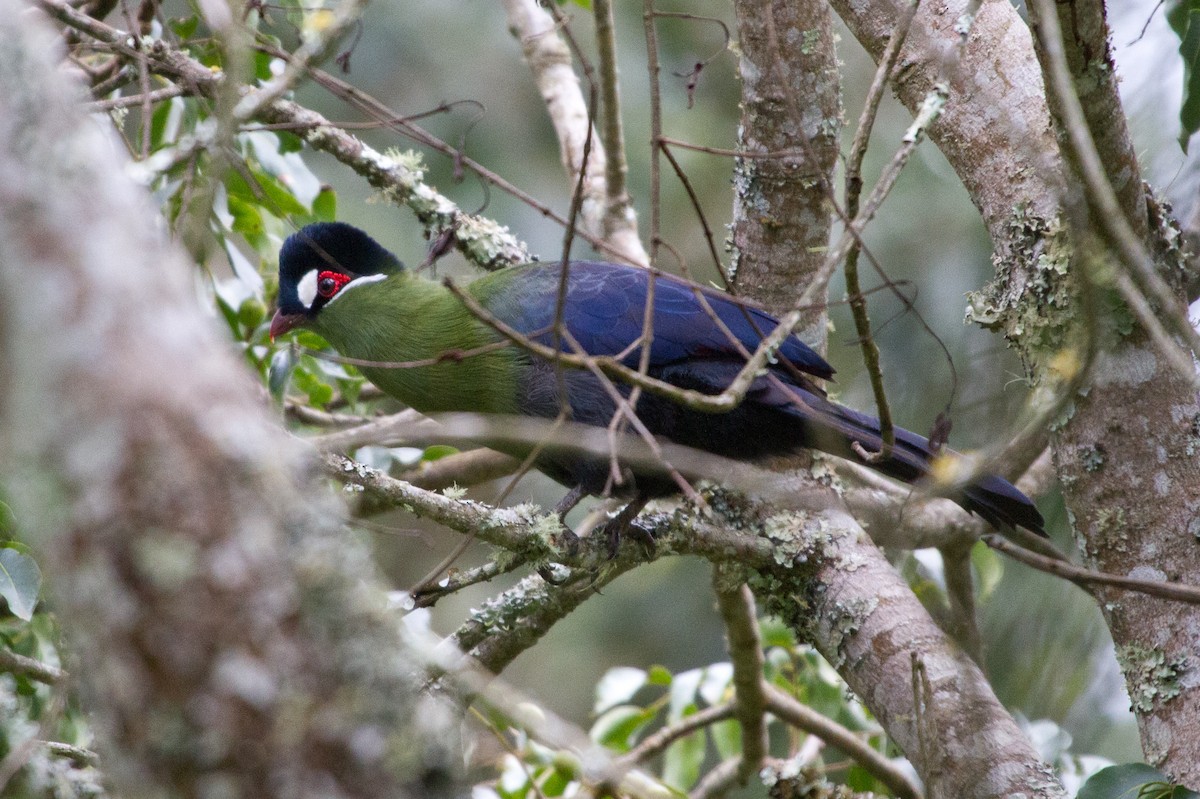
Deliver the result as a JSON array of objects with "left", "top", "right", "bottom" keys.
[{"left": 602, "top": 518, "right": 657, "bottom": 559}]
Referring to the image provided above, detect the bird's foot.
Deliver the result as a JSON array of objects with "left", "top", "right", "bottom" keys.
[
  {"left": 554, "top": 484, "right": 588, "bottom": 524},
  {"left": 536, "top": 563, "right": 573, "bottom": 586},
  {"left": 600, "top": 495, "right": 654, "bottom": 559}
]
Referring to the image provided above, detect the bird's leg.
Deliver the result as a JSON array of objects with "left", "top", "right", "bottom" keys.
[
  {"left": 554, "top": 484, "right": 588, "bottom": 524},
  {"left": 602, "top": 493, "right": 653, "bottom": 559},
  {"left": 534, "top": 486, "right": 587, "bottom": 587}
]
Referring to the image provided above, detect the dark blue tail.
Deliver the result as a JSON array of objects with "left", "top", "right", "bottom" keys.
[{"left": 776, "top": 387, "right": 1046, "bottom": 535}]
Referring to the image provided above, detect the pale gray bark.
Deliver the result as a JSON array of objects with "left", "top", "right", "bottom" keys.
[
  {"left": 0, "top": 4, "right": 462, "bottom": 796},
  {"left": 727, "top": 1, "right": 1063, "bottom": 795},
  {"left": 730, "top": 0, "right": 841, "bottom": 331},
  {"left": 829, "top": 0, "right": 1200, "bottom": 782}
]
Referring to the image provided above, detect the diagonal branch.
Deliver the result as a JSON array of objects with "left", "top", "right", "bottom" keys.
[{"left": 502, "top": 0, "right": 648, "bottom": 265}]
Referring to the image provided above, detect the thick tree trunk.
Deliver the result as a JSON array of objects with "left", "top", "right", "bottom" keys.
[
  {"left": 728, "top": 1, "right": 1063, "bottom": 794},
  {"left": 0, "top": 5, "right": 462, "bottom": 796},
  {"left": 730, "top": 0, "right": 840, "bottom": 330},
  {"left": 830, "top": 0, "right": 1200, "bottom": 782}
]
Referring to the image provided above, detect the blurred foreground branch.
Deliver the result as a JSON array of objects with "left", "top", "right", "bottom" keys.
[{"left": 0, "top": 6, "right": 465, "bottom": 795}]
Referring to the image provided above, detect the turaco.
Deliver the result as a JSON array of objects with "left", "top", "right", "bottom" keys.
[{"left": 270, "top": 222, "right": 1045, "bottom": 538}]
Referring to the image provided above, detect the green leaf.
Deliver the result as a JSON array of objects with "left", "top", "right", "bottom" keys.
[
  {"left": 710, "top": 718, "right": 741, "bottom": 761},
  {"left": 213, "top": 285, "right": 242, "bottom": 339},
  {"left": 0, "top": 501, "right": 13, "bottom": 536},
  {"left": 846, "top": 763, "right": 887, "bottom": 794},
  {"left": 338, "top": 375, "right": 364, "bottom": 406},
  {"left": 420, "top": 445, "right": 459, "bottom": 462},
  {"left": 667, "top": 668, "right": 702, "bottom": 722},
  {"left": 540, "top": 766, "right": 571, "bottom": 797},
  {"left": 227, "top": 195, "right": 265, "bottom": 239},
  {"left": 697, "top": 663, "right": 733, "bottom": 706},
  {"left": 169, "top": 14, "right": 199, "bottom": 38},
  {"left": 590, "top": 705, "right": 657, "bottom": 752},
  {"left": 276, "top": 130, "right": 305, "bottom": 154},
  {"left": 662, "top": 726, "right": 705, "bottom": 791},
  {"left": 1077, "top": 763, "right": 1200, "bottom": 799},
  {"left": 595, "top": 666, "right": 648, "bottom": 713},
  {"left": 149, "top": 96, "right": 180, "bottom": 151},
  {"left": 311, "top": 186, "right": 337, "bottom": 222},
  {"left": 295, "top": 330, "right": 329, "bottom": 350},
  {"left": 647, "top": 664, "right": 673, "bottom": 686},
  {"left": 0, "top": 548, "right": 42, "bottom": 621},
  {"left": 759, "top": 616, "right": 797, "bottom": 649},
  {"left": 971, "top": 540, "right": 1003, "bottom": 602},
  {"left": 296, "top": 367, "right": 338, "bottom": 405},
  {"left": 251, "top": 166, "right": 310, "bottom": 218},
  {"left": 1168, "top": 1, "right": 1200, "bottom": 149},
  {"left": 238, "top": 297, "right": 268, "bottom": 332},
  {"left": 254, "top": 49, "right": 275, "bottom": 81},
  {"left": 497, "top": 754, "right": 531, "bottom": 799}
]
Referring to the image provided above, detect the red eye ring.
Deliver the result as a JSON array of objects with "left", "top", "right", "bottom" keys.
[{"left": 316, "top": 270, "right": 352, "bottom": 299}]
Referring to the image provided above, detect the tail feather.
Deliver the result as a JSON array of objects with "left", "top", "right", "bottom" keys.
[{"left": 781, "top": 388, "right": 1046, "bottom": 536}]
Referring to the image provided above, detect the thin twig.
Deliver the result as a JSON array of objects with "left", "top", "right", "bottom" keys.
[
  {"left": 983, "top": 534, "right": 1200, "bottom": 605},
  {"left": 840, "top": 0, "right": 921, "bottom": 461},
  {"left": 396, "top": 448, "right": 519, "bottom": 491},
  {"left": 86, "top": 82, "right": 183, "bottom": 111},
  {"left": 0, "top": 649, "right": 66, "bottom": 685},
  {"left": 614, "top": 702, "right": 736, "bottom": 769},
  {"left": 592, "top": 0, "right": 636, "bottom": 247},
  {"left": 118, "top": 0, "right": 152, "bottom": 158},
  {"left": 763, "top": 684, "right": 922, "bottom": 799},
  {"left": 232, "top": 0, "right": 367, "bottom": 121},
  {"left": 643, "top": 0, "right": 662, "bottom": 263}
]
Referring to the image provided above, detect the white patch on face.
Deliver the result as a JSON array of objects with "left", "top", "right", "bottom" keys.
[
  {"left": 297, "top": 269, "right": 319, "bottom": 309},
  {"left": 323, "top": 273, "right": 387, "bottom": 307}
]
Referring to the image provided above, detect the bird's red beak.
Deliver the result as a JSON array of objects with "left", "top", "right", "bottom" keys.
[{"left": 269, "top": 310, "right": 306, "bottom": 341}]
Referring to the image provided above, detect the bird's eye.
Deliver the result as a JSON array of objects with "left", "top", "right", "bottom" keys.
[{"left": 316, "top": 270, "right": 350, "bottom": 299}]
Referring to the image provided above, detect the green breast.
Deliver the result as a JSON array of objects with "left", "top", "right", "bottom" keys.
[{"left": 312, "top": 273, "right": 523, "bottom": 415}]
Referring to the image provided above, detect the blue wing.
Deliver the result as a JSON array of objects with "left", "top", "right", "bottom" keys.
[{"left": 480, "top": 260, "right": 833, "bottom": 383}]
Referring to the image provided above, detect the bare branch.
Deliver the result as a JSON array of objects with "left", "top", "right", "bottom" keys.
[
  {"left": 712, "top": 572, "right": 767, "bottom": 783},
  {"left": 0, "top": 649, "right": 66, "bottom": 685},
  {"left": 590, "top": 0, "right": 646, "bottom": 264},
  {"left": 763, "top": 685, "right": 922, "bottom": 799},
  {"left": 984, "top": 535, "right": 1200, "bottom": 606},
  {"left": 614, "top": 703, "right": 736, "bottom": 769}
]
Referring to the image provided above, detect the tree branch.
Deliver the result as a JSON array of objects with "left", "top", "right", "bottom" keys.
[
  {"left": 763, "top": 684, "right": 922, "bottom": 799},
  {"left": 712, "top": 572, "right": 767, "bottom": 783}
]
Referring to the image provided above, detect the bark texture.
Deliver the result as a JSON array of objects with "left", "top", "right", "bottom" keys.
[
  {"left": 748, "top": 506, "right": 1063, "bottom": 799},
  {"left": 730, "top": 0, "right": 841, "bottom": 328},
  {"left": 0, "top": 5, "right": 462, "bottom": 796},
  {"left": 1027, "top": 0, "right": 1200, "bottom": 781},
  {"left": 828, "top": 0, "right": 1061, "bottom": 248},
  {"left": 728, "top": 1, "right": 1063, "bottom": 794},
  {"left": 830, "top": 0, "right": 1200, "bottom": 781}
]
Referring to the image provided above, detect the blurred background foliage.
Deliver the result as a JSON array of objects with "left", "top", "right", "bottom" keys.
[{"left": 9, "top": 0, "right": 1200, "bottom": 794}]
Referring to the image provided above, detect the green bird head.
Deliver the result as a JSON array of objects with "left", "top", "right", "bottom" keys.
[{"left": 270, "top": 222, "right": 405, "bottom": 340}]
